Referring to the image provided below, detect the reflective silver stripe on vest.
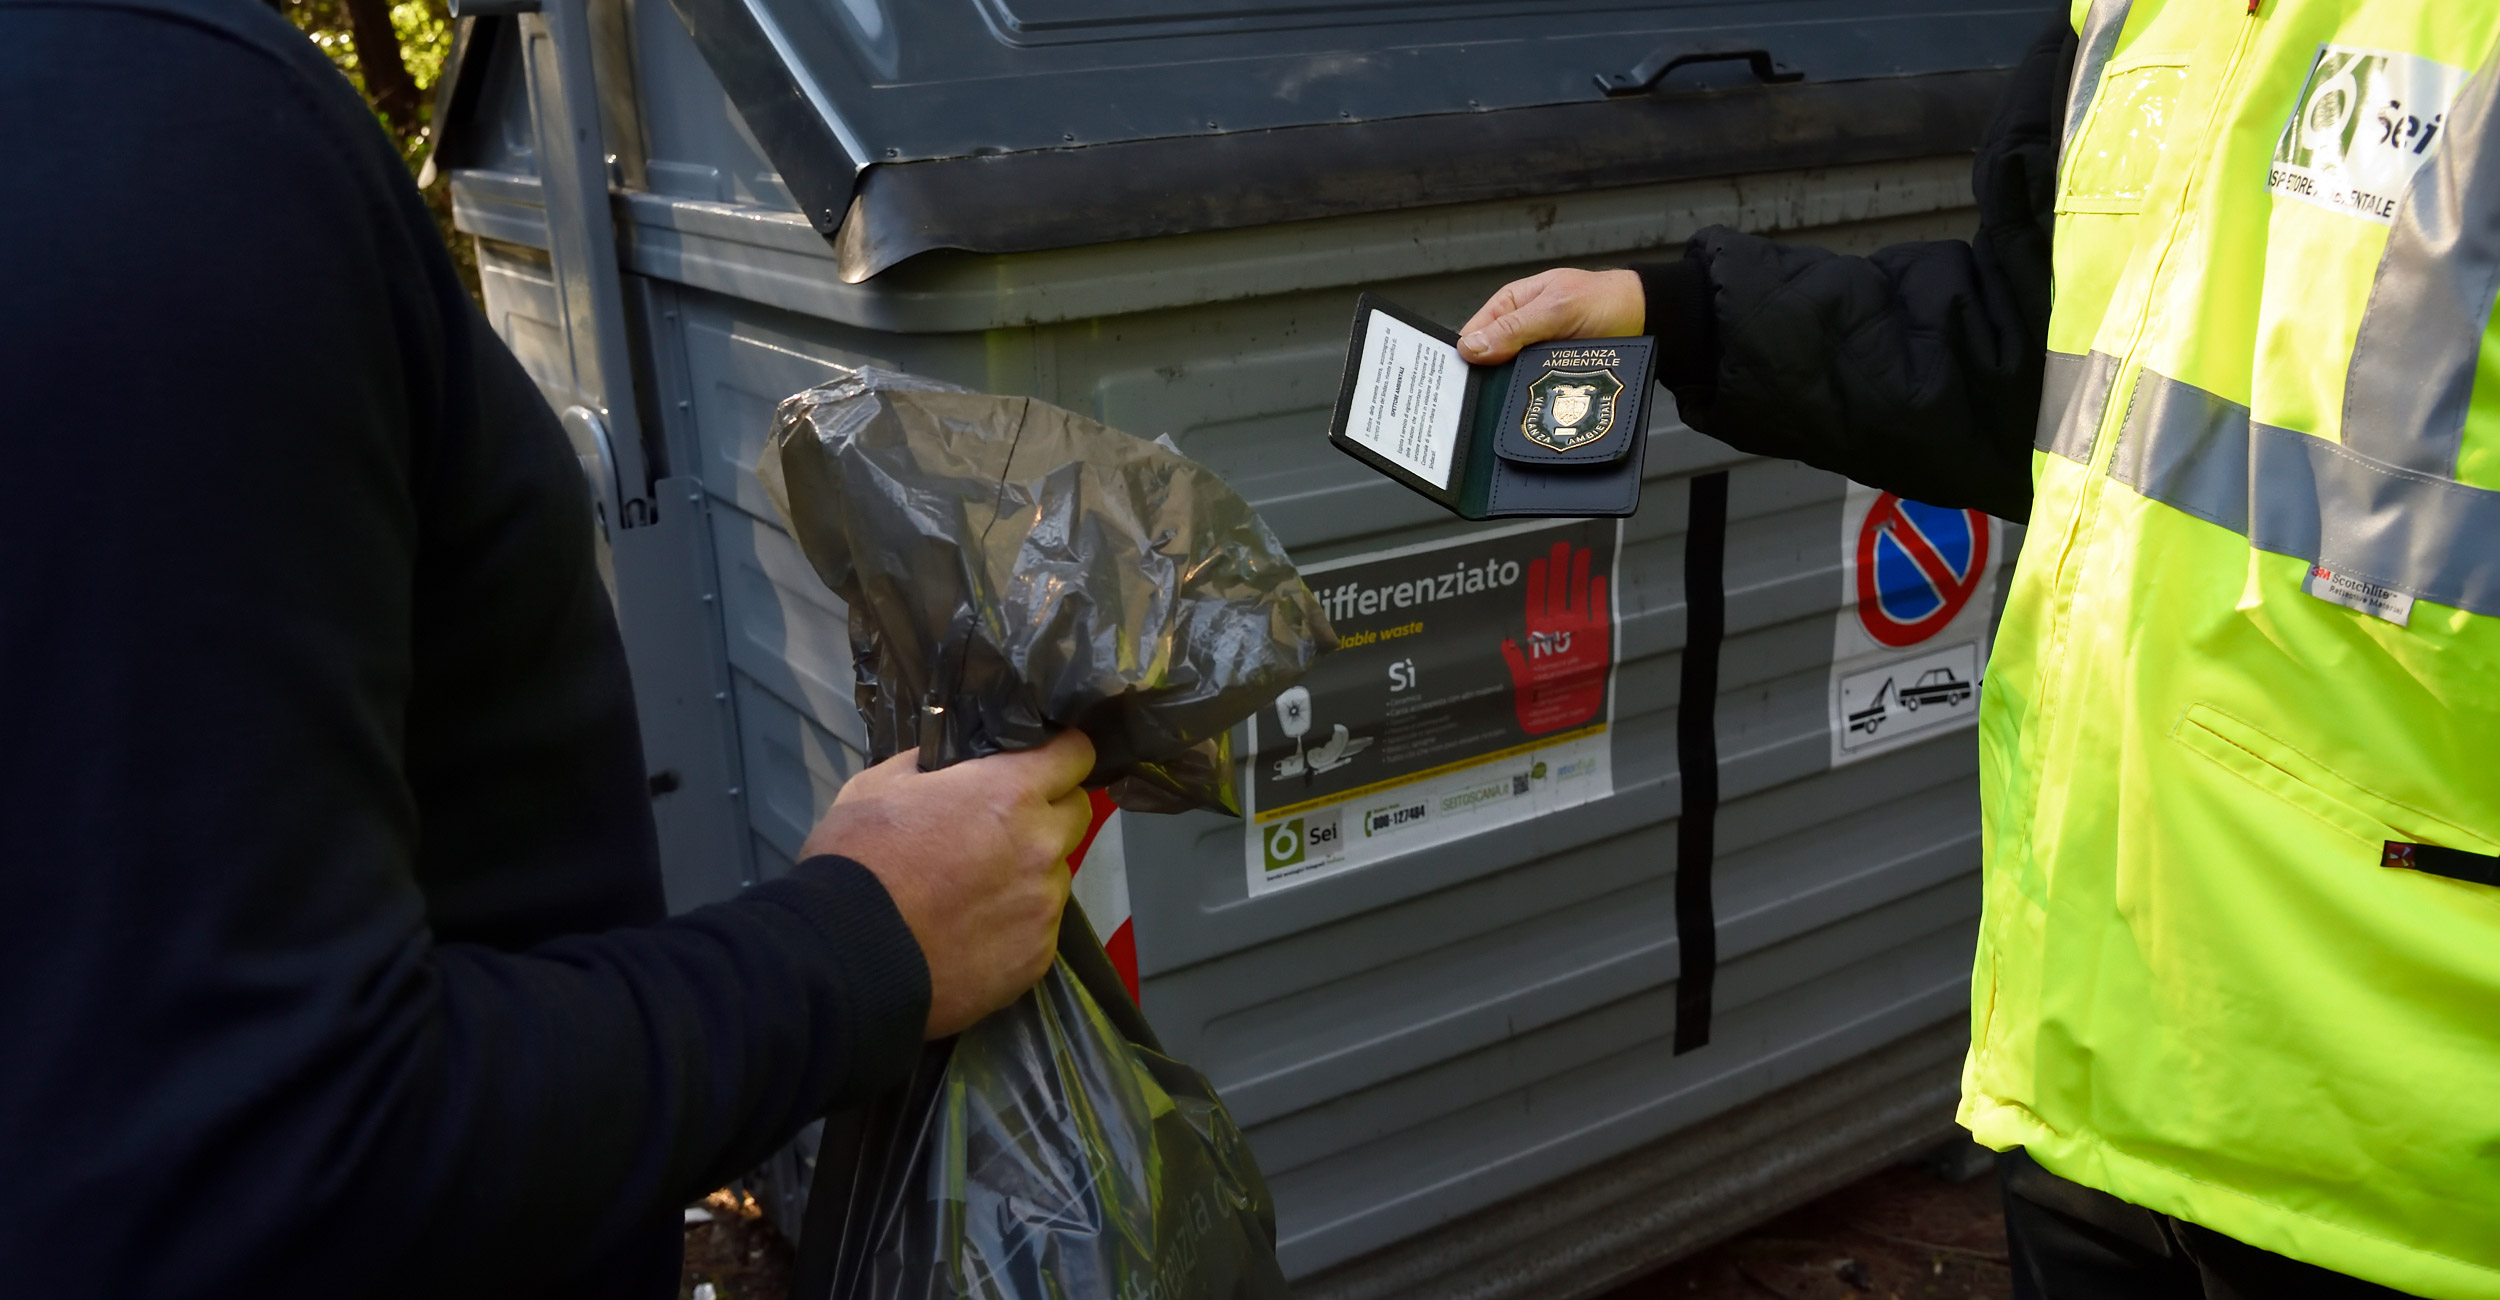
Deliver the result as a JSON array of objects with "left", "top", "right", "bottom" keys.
[
  {"left": 2038, "top": 349, "right": 2121, "bottom": 463},
  {"left": 2064, "top": 0, "right": 2133, "bottom": 150},
  {"left": 2343, "top": 52, "right": 2500, "bottom": 478},
  {"left": 2114, "top": 369, "right": 2500, "bottom": 616},
  {"left": 2109, "top": 370, "right": 2247, "bottom": 526},
  {"left": 2041, "top": 6, "right": 2131, "bottom": 465}
]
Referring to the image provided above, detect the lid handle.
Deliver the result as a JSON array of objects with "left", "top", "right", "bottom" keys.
[{"left": 1595, "top": 44, "right": 1803, "bottom": 97}]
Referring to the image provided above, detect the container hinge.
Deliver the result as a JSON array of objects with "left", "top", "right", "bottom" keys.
[{"left": 562, "top": 405, "right": 654, "bottom": 533}]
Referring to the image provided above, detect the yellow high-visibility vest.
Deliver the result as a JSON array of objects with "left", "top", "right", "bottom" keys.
[{"left": 1968, "top": 2, "right": 2500, "bottom": 1294}]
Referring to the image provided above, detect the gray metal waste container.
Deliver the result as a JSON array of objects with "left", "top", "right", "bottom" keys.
[{"left": 428, "top": 3, "right": 2037, "bottom": 1294}]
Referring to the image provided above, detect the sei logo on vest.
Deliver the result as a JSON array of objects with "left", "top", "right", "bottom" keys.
[
  {"left": 1828, "top": 488, "right": 2004, "bottom": 765},
  {"left": 2268, "top": 45, "right": 2465, "bottom": 225}
]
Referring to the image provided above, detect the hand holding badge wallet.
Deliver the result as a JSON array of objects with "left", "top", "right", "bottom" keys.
[
  {"left": 1319, "top": 296, "right": 1728, "bottom": 1052},
  {"left": 1326, "top": 294, "right": 1657, "bottom": 518}
]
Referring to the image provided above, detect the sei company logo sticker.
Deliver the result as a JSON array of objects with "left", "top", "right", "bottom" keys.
[
  {"left": 2270, "top": 45, "right": 2466, "bottom": 224},
  {"left": 1261, "top": 808, "right": 1341, "bottom": 875}
]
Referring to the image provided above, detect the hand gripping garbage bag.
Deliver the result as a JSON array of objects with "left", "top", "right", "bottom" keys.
[
  {"left": 759, "top": 366, "right": 1336, "bottom": 814},
  {"left": 796, "top": 908, "right": 1292, "bottom": 1300},
  {"left": 759, "top": 366, "right": 1321, "bottom": 1299}
]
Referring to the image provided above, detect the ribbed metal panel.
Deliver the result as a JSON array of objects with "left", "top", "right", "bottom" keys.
[{"left": 457, "top": 6, "right": 2013, "bottom": 1279}]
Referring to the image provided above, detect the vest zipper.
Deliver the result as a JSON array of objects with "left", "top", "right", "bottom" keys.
[
  {"left": 2100, "top": 8, "right": 2262, "bottom": 472},
  {"left": 2012, "top": 2, "right": 2268, "bottom": 858}
]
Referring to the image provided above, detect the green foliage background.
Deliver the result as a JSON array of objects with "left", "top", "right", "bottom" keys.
[{"left": 269, "top": 0, "right": 480, "bottom": 299}]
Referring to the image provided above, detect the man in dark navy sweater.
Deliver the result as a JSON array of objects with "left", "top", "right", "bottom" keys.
[{"left": 0, "top": 1, "right": 1093, "bottom": 1295}]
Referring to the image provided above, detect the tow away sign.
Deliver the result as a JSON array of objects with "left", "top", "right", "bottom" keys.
[{"left": 1829, "top": 486, "right": 2004, "bottom": 765}]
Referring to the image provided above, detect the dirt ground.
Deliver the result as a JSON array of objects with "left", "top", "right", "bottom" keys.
[
  {"left": 678, "top": 1160, "right": 2010, "bottom": 1300},
  {"left": 1593, "top": 1162, "right": 2012, "bottom": 1300},
  {"left": 678, "top": 1187, "right": 794, "bottom": 1300}
]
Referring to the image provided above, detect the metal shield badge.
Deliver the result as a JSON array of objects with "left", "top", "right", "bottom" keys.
[{"left": 1521, "top": 366, "right": 1625, "bottom": 452}]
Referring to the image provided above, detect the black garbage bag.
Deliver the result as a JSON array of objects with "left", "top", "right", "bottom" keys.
[
  {"left": 798, "top": 909, "right": 1291, "bottom": 1300},
  {"left": 760, "top": 366, "right": 1336, "bottom": 813},
  {"left": 760, "top": 366, "right": 1319, "bottom": 1299}
]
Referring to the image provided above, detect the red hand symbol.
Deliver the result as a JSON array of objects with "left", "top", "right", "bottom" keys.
[{"left": 1498, "top": 541, "right": 1612, "bottom": 735}]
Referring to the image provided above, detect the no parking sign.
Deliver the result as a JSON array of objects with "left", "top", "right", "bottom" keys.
[
  {"left": 1828, "top": 485, "right": 2007, "bottom": 765},
  {"left": 1857, "top": 494, "right": 1991, "bottom": 646}
]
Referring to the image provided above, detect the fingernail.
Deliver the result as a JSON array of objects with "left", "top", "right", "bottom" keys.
[{"left": 1459, "top": 333, "right": 1487, "bottom": 357}]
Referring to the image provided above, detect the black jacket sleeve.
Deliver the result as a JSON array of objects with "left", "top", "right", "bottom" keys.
[
  {"left": 1633, "top": 18, "right": 2074, "bottom": 522},
  {"left": 0, "top": 4, "right": 926, "bottom": 1298}
]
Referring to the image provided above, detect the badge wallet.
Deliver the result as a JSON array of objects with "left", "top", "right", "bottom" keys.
[{"left": 1326, "top": 294, "right": 1657, "bottom": 519}]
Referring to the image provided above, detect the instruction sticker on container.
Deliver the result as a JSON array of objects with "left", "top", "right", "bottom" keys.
[
  {"left": 1246, "top": 518, "right": 1620, "bottom": 895},
  {"left": 1829, "top": 485, "right": 2004, "bottom": 765}
]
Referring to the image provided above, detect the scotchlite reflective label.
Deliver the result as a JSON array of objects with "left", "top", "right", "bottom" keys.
[
  {"left": 2269, "top": 45, "right": 2467, "bottom": 224},
  {"left": 2303, "top": 565, "right": 2415, "bottom": 626}
]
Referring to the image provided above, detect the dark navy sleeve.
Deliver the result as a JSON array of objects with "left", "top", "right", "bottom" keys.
[
  {"left": 0, "top": 5, "right": 927, "bottom": 1297},
  {"left": 1633, "top": 18, "right": 2073, "bottom": 522}
]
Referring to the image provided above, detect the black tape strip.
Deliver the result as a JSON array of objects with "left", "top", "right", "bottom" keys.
[
  {"left": 2384, "top": 841, "right": 2500, "bottom": 888},
  {"left": 1675, "top": 471, "right": 1729, "bottom": 1055}
]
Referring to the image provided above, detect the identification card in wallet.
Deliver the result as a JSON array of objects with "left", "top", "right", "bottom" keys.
[{"left": 1326, "top": 293, "right": 1656, "bottom": 519}]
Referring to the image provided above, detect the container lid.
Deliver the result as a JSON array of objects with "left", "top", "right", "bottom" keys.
[{"left": 468, "top": 0, "right": 2045, "bottom": 279}]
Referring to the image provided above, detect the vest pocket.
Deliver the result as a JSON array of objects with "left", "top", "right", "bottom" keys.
[
  {"left": 2060, "top": 57, "right": 2190, "bottom": 215},
  {"left": 2171, "top": 703, "right": 2497, "bottom": 856}
]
